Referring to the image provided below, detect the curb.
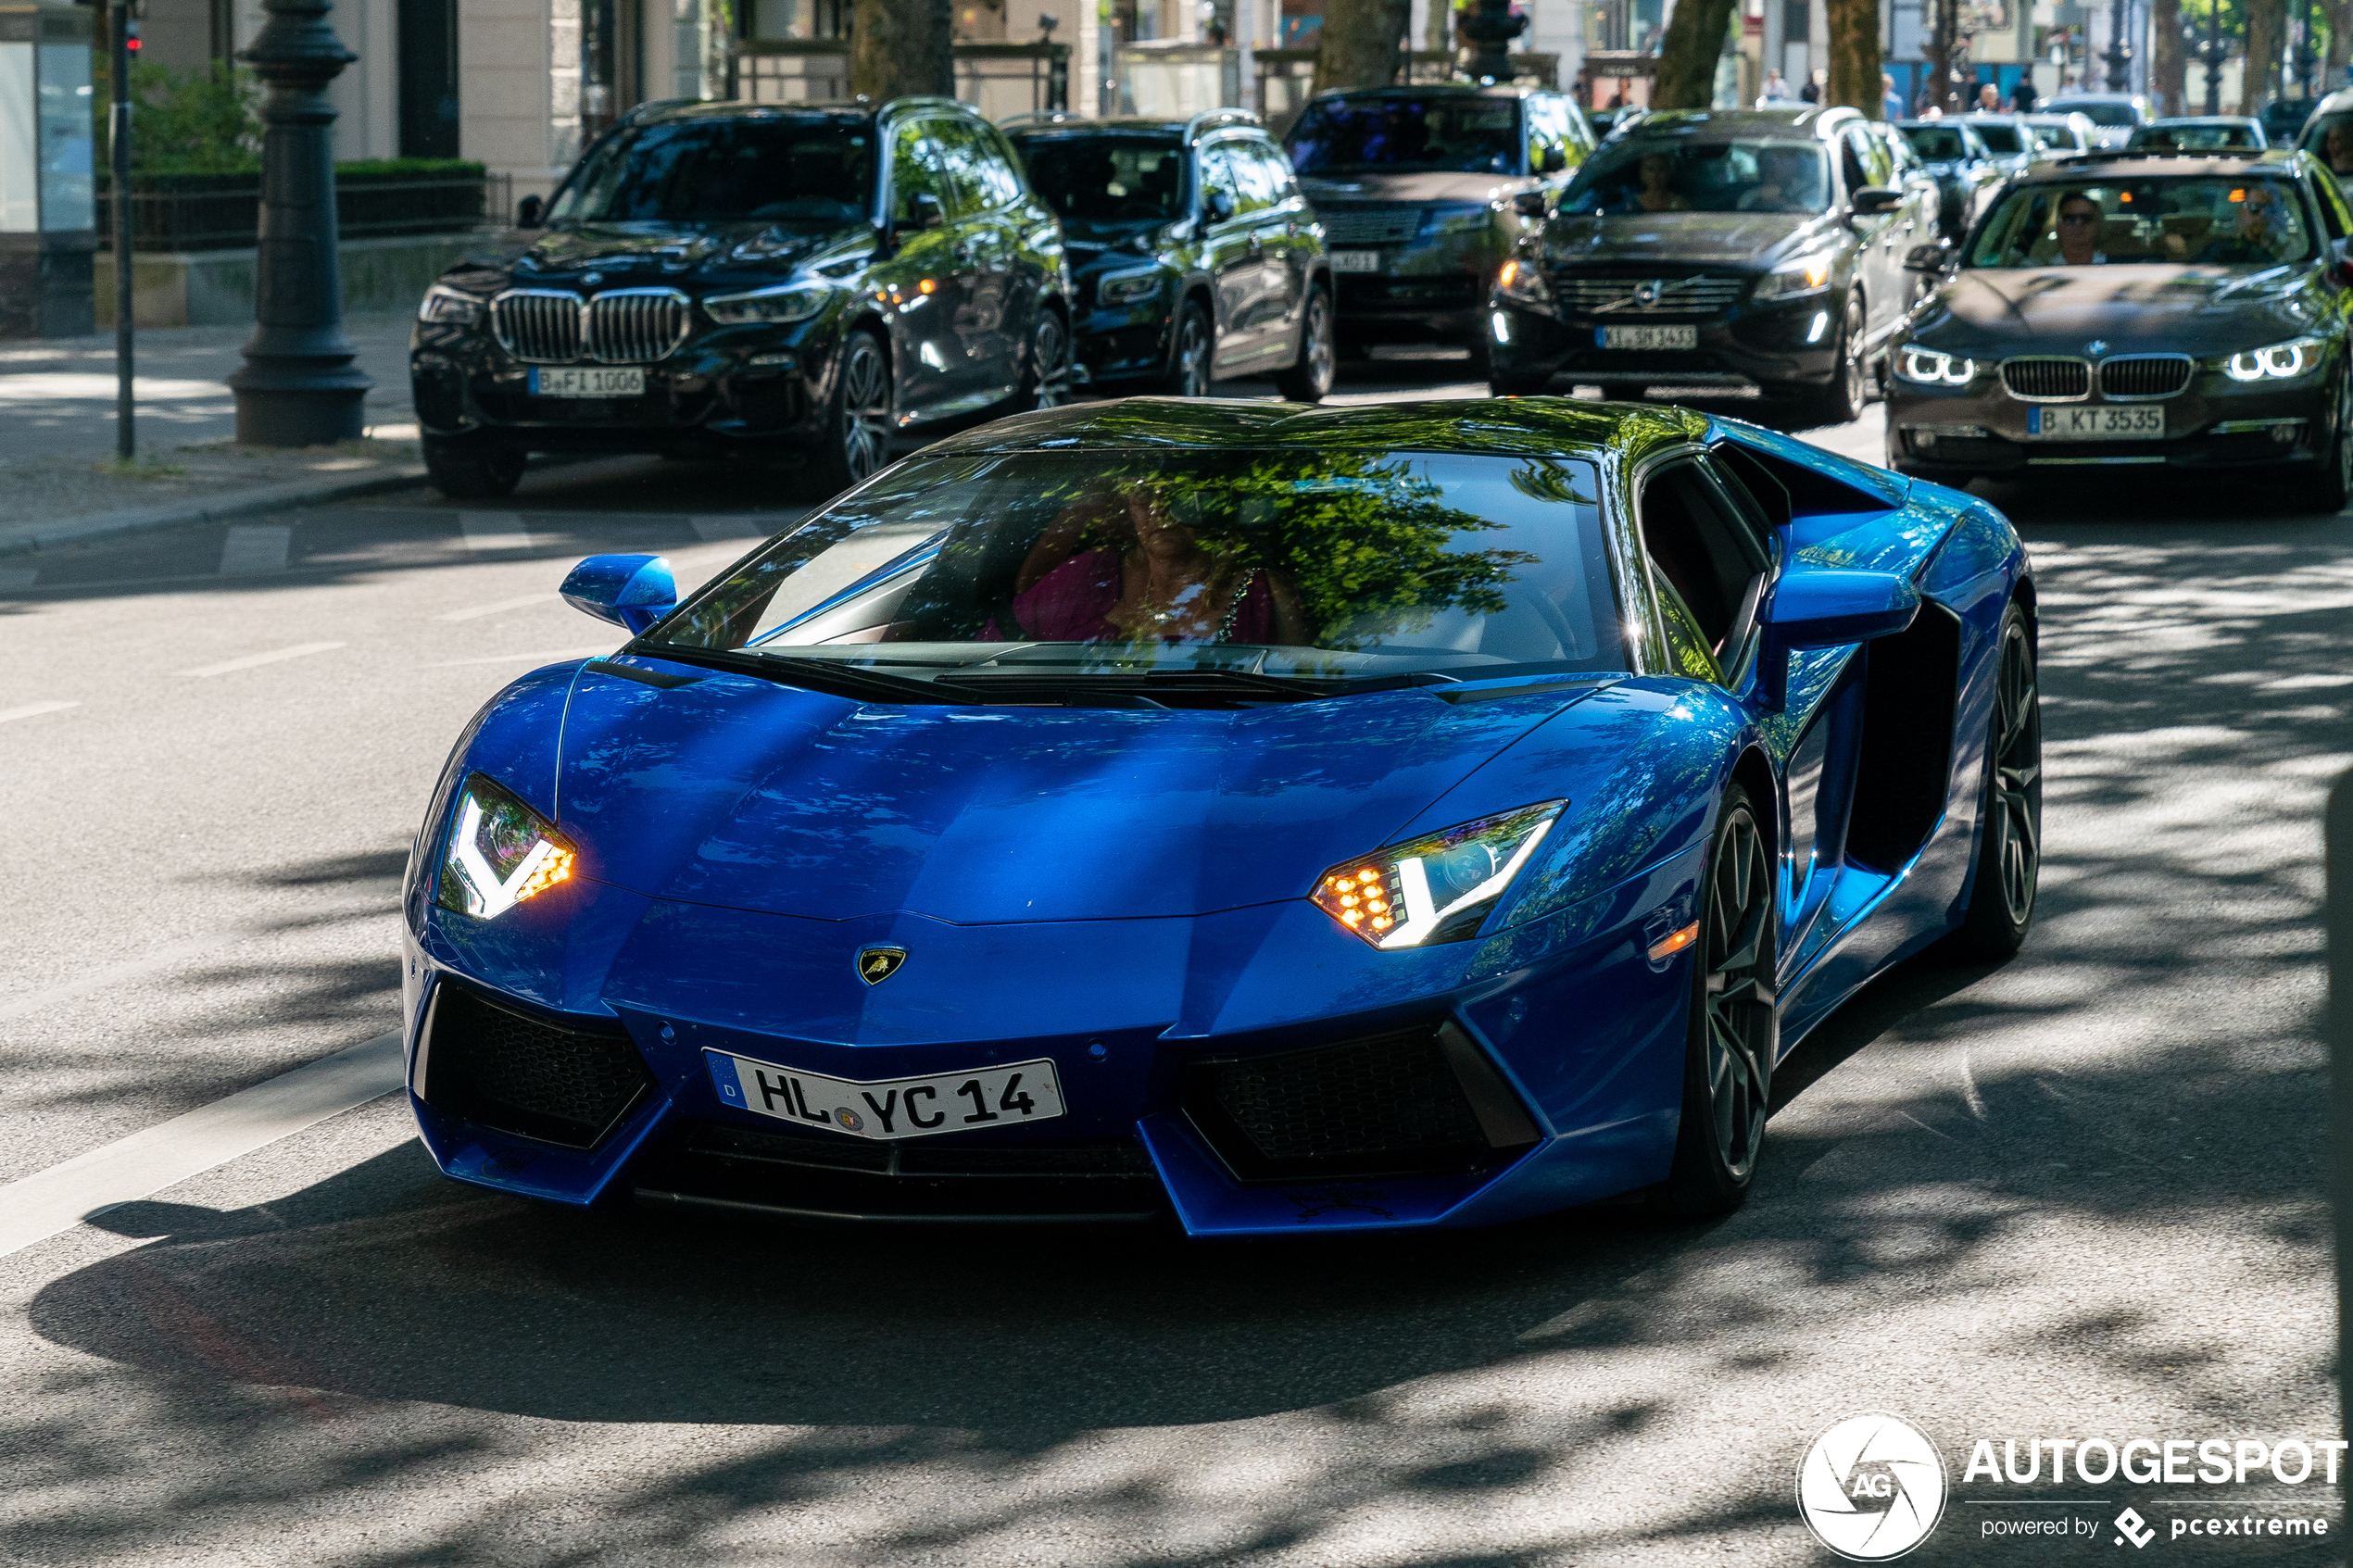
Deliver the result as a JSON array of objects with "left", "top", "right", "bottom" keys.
[{"left": 0, "top": 462, "right": 433, "bottom": 559}]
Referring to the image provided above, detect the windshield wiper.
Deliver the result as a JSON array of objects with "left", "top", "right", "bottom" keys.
[{"left": 632, "top": 645, "right": 976, "bottom": 705}]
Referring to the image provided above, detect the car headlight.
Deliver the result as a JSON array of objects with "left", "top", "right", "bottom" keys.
[
  {"left": 702, "top": 282, "right": 832, "bottom": 326},
  {"left": 2218, "top": 336, "right": 2325, "bottom": 382},
  {"left": 1495, "top": 256, "right": 1548, "bottom": 305},
  {"left": 1097, "top": 268, "right": 1162, "bottom": 306},
  {"left": 1894, "top": 345, "right": 1979, "bottom": 385},
  {"left": 1752, "top": 254, "right": 1835, "bottom": 302},
  {"left": 436, "top": 774, "right": 576, "bottom": 921},
  {"left": 1422, "top": 204, "right": 1492, "bottom": 236},
  {"left": 1311, "top": 800, "right": 1566, "bottom": 949},
  {"left": 418, "top": 283, "right": 484, "bottom": 325}
]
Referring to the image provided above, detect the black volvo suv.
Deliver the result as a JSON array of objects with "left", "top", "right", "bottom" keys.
[
  {"left": 1484, "top": 107, "right": 1940, "bottom": 423},
  {"left": 1005, "top": 110, "right": 1334, "bottom": 400},
  {"left": 409, "top": 97, "right": 1073, "bottom": 501}
]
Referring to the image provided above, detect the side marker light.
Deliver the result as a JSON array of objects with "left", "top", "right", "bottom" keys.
[{"left": 1646, "top": 921, "right": 1701, "bottom": 962}]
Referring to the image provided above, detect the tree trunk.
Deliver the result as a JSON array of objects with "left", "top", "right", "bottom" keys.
[
  {"left": 1315, "top": 0, "right": 1413, "bottom": 94},
  {"left": 1655, "top": 0, "right": 1740, "bottom": 107},
  {"left": 851, "top": 0, "right": 955, "bottom": 101},
  {"left": 2149, "top": 0, "right": 2185, "bottom": 112},
  {"left": 2242, "top": 0, "right": 2284, "bottom": 111},
  {"left": 1825, "top": 0, "right": 1882, "bottom": 112}
]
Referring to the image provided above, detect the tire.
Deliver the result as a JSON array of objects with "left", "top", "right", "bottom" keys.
[
  {"left": 1154, "top": 298, "right": 1214, "bottom": 397},
  {"left": 1794, "top": 291, "right": 1867, "bottom": 427},
  {"left": 1022, "top": 306, "right": 1074, "bottom": 410},
  {"left": 1948, "top": 602, "right": 2043, "bottom": 960},
  {"left": 2296, "top": 371, "right": 2353, "bottom": 514},
  {"left": 1651, "top": 784, "right": 1778, "bottom": 1220},
  {"left": 1273, "top": 286, "right": 1336, "bottom": 402},
  {"left": 797, "top": 328, "right": 893, "bottom": 504},
  {"left": 422, "top": 436, "right": 524, "bottom": 500}
]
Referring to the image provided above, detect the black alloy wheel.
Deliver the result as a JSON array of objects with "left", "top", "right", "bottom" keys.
[
  {"left": 1793, "top": 291, "right": 1867, "bottom": 427},
  {"left": 422, "top": 435, "right": 525, "bottom": 500},
  {"left": 1158, "top": 299, "right": 1214, "bottom": 397},
  {"left": 1274, "top": 287, "right": 1336, "bottom": 402},
  {"left": 2296, "top": 370, "right": 2353, "bottom": 514},
  {"left": 1952, "top": 603, "right": 2043, "bottom": 959},
  {"left": 1025, "top": 308, "right": 1075, "bottom": 410},
  {"left": 799, "top": 328, "right": 893, "bottom": 503},
  {"left": 1654, "top": 784, "right": 1778, "bottom": 1218}
]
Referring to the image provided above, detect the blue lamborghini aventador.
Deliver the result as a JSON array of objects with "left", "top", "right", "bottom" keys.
[{"left": 400, "top": 396, "right": 2040, "bottom": 1233}]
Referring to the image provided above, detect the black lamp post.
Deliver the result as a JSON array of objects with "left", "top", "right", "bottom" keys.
[
  {"left": 225, "top": 0, "right": 373, "bottom": 447},
  {"left": 2104, "top": 0, "right": 2133, "bottom": 90}
]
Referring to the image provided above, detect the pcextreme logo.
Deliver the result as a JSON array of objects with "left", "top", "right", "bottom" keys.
[{"left": 1796, "top": 1411, "right": 1950, "bottom": 1561}]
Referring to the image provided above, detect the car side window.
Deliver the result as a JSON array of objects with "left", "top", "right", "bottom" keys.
[
  {"left": 1216, "top": 140, "right": 1278, "bottom": 214},
  {"left": 975, "top": 125, "right": 1026, "bottom": 207},
  {"left": 1639, "top": 461, "right": 1772, "bottom": 683},
  {"left": 930, "top": 119, "right": 1000, "bottom": 218},
  {"left": 1527, "top": 99, "right": 1569, "bottom": 176},
  {"left": 1202, "top": 144, "right": 1245, "bottom": 218},
  {"left": 890, "top": 119, "right": 951, "bottom": 223},
  {"left": 1245, "top": 139, "right": 1300, "bottom": 204},
  {"left": 1843, "top": 127, "right": 1892, "bottom": 193}
]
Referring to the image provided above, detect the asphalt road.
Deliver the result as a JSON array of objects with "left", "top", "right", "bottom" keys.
[{"left": 0, "top": 358, "right": 2343, "bottom": 1565}]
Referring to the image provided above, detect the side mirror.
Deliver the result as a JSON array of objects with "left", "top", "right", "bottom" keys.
[
  {"left": 897, "top": 192, "right": 945, "bottom": 234},
  {"left": 1851, "top": 185, "right": 1904, "bottom": 216},
  {"left": 516, "top": 193, "right": 544, "bottom": 229},
  {"left": 561, "top": 554, "right": 678, "bottom": 634},
  {"left": 1755, "top": 569, "right": 1919, "bottom": 710},
  {"left": 1204, "top": 189, "right": 1236, "bottom": 223},
  {"left": 1512, "top": 189, "right": 1548, "bottom": 219},
  {"left": 1904, "top": 240, "right": 1955, "bottom": 272},
  {"left": 2331, "top": 234, "right": 2353, "bottom": 289}
]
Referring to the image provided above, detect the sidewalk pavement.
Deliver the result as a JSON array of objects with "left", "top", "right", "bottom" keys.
[{"left": 0, "top": 312, "right": 427, "bottom": 557}]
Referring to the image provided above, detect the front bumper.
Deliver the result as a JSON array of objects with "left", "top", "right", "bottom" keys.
[
  {"left": 1884, "top": 366, "right": 2339, "bottom": 477},
  {"left": 409, "top": 314, "right": 840, "bottom": 456},
  {"left": 1486, "top": 291, "right": 1844, "bottom": 391},
  {"left": 1327, "top": 229, "right": 1502, "bottom": 346},
  {"left": 400, "top": 851, "right": 1704, "bottom": 1236}
]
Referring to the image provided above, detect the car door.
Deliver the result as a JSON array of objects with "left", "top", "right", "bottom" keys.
[
  {"left": 879, "top": 117, "right": 972, "bottom": 420},
  {"left": 1200, "top": 139, "right": 1271, "bottom": 370},
  {"left": 1879, "top": 125, "right": 1941, "bottom": 301},
  {"left": 933, "top": 116, "right": 1027, "bottom": 405},
  {"left": 1239, "top": 138, "right": 1306, "bottom": 353},
  {"left": 1840, "top": 126, "right": 1904, "bottom": 338}
]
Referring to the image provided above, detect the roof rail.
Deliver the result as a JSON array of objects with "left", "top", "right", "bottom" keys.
[{"left": 1184, "top": 108, "right": 1264, "bottom": 141}]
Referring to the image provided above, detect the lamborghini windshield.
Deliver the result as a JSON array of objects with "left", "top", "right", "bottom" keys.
[
  {"left": 1968, "top": 175, "right": 2318, "bottom": 267},
  {"left": 648, "top": 449, "right": 1624, "bottom": 693}
]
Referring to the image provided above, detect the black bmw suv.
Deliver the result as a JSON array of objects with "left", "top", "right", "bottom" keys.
[
  {"left": 409, "top": 97, "right": 1073, "bottom": 501},
  {"left": 1005, "top": 110, "right": 1334, "bottom": 400},
  {"left": 1484, "top": 107, "right": 1941, "bottom": 423}
]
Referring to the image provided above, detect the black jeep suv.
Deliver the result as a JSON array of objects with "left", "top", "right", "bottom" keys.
[
  {"left": 1005, "top": 109, "right": 1334, "bottom": 399},
  {"left": 409, "top": 97, "right": 1073, "bottom": 501}
]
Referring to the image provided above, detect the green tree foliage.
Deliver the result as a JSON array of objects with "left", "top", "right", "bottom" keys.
[{"left": 95, "top": 61, "right": 261, "bottom": 173}]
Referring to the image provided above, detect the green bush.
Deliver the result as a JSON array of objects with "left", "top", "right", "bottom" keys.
[{"left": 94, "top": 60, "right": 261, "bottom": 172}]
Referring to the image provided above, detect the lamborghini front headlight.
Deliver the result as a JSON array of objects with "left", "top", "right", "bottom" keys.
[
  {"left": 436, "top": 774, "right": 576, "bottom": 920},
  {"left": 1311, "top": 800, "right": 1566, "bottom": 949}
]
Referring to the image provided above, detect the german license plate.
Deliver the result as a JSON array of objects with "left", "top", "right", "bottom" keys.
[
  {"left": 2025, "top": 405, "right": 2163, "bottom": 440},
  {"left": 529, "top": 366, "right": 646, "bottom": 397},
  {"left": 1329, "top": 249, "right": 1381, "bottom": 274},
  {"left": 1598, "top": 324, "right": 1698, "bottom": 350},
  {"left": 703, "top": 1048, "right": 1066, "bottom": 1140}
]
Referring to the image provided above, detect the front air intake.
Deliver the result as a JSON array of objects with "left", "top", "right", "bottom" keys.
[
  {"left": 1999, "top": 357, "right": 2091, "bottom": 401},
  {"left": 1181, "top": 1022, "right": 1538, "bottom": 1182},
  {"left": 418, "top": 981, "right": 652, "bottom": 1149}
]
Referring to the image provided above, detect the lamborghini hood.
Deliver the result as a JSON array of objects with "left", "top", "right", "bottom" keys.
[{"left": 550, "top": 666, "right": 1604, "bottom": 925}]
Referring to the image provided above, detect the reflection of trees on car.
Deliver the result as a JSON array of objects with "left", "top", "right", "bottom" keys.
[
  {"left": 1560, "top": 139, "right": 1829, "bottom": 216},
  {"left": 1286, "top": 95, "right": 1521, "bottom": 175},
  {"left": 551, "top": 119, "right": 875, "bottom": 225}
]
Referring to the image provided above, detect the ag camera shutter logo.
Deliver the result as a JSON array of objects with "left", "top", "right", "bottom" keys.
[{"left": 1796, "top": 1411, "right": 1948, "bottom": 1561}]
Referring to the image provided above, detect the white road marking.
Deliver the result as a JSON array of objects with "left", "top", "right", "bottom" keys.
[
  {"left": 0, "top": 699, "right": 76, "bottom": 725},
  {"left": 692, "top": 515, "right": 768, "bottom": 542},
  {"left": 218, "top": 523, "right": 291, "bottom": 575},
  {"left": 0, "top": 1032, "right": 405, "bottom": 1260},
  {"left": 0, "top": 568, "right": 36, "bottom": 591},
  {"left": 422, "top": 645, "right": 612, "bottom": 670},
  {"left": 436, "top": 591, "right": 559, "bottom": 622},
  {"left": 459, "top": 511, "right": 533, "bottom": 551},
  {"left": 174, "top": 641, "right": 345, "bottom": 678}
]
